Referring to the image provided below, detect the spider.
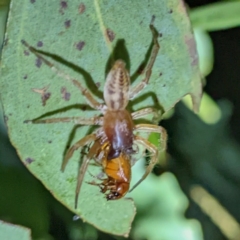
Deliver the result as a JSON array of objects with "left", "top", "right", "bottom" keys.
[{"left": 22, "top": 17, "right": 167, "bottom": 208}]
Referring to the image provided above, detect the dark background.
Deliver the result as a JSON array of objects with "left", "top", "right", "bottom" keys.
[{"left": 164, "top": 1, "right": 240, "bottom": 240}]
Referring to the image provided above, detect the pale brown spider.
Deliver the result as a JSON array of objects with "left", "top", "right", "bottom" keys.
[{"left": 22, "top": 17, "right": 167, "bottom": 208}]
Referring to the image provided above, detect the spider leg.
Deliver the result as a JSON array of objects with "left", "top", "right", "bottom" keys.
[
  {"left": 61, "top": 133, "right": 98, "bottom": 172},
  {"left": 73, "top": 133, "right": 104, "bottom": 208},
  {"left": 26, "top": 116, "right": 103, "bottom": 125},
  {"left": 21, "top": 40, "right": 106, "bottom": 112},
  {"left": 129, "top": 135, "right": 158, "bottom": 192},
  {"left": 129, "top": 19, "right": 160, "bottom": 100},
  {"left": 131, "top": 107, "right": 161, "bottom": 124},
  {"left": 134, "top": 123, "right": 167, "bottom": 151},
  {"left": 129, "top": 124, "right": 167, "bottom": 192}
]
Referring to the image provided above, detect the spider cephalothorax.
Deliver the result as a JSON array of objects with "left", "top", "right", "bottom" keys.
[{"left": 23, "top": 17, "right": 167, "bottom": 208}]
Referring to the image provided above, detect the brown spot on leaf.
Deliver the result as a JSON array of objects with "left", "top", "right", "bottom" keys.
[
  {"left": 169, "top": 9, "right": 173, "bottom": 14},
  {"left": 36, "top": 57, "right": 42, "bottom": 68},
  {"left": 30, "top": 0, "right": 35, "bottom": 3},
  {"left": 159, "top": 72, "right": 162, "bottom": 76},
  {"left": 75, "top": 41, "right": 85, "bottom": 51},
  {"left": 64, "top": 19, "right": 71, "bottom": 28},
  {"left": 48, "top": 140, "right": 52, "bottom": 144},
  {"left": 37, "top": 41, "right": 43, "bottom": 47},
  {"left": 42, "top": 92, "right": 51, "bottom": 105},
  {"left": 32, "top": 85, "right": 51, "bottom": 106},
  {"left": 78, "top": 3, "right": 85, "bottom": 14},
  {"left": 159, "top": 33, "right": 163, "bottom": 37},
  {"left": 60, "top": 1, "right": 68, "bottom": 14},
  {"left": 25, "top": 158, "right": 34, "bottom": 164},
  {"left": 106, "top": 28, "right": 115, "bottom": 42},
  {"left": 61, "top": 1, "right": 67, "bottom": 8},
  {"left": 61, "top": 87, "right": 71, "bottom": 101},
  {"left": 24, "top": 50, "right": 30, "bottom": 56},
  {"left": 23, "top": 75, "right": 28, "bottom": 79}
]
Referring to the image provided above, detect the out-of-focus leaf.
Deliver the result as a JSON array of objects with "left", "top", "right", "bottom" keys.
[
  {"left": 183, "top": 92, "right": 221, "bottom": 124},
  {"left": 0, "top": 0, "right": 201, "bottom": 236},
  {"left": 164, "top": 101, "right": 240, "bottom": 239},
  {"left": 0, "top": 220, "right": 31, "bottom": 240},
  {"left": 190, "top": 2, "right": 240, "bottom": 31},
  {"left": 193, "top": 29, "right": 213, "bottom": 77},
  {"left": 0, "top": 167, "right": 52, "bottom": 239},
  {"left": 129, "top": 163, "right": 203, "bottom": 240}
]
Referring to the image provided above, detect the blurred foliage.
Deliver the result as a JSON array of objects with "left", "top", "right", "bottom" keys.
[
  {"left": 163, "top": 100, "right": 240, "bottom": 240},
  {"left": 0, "top": 220, "right": 31, "bottom": 240},
  {"left": 190, "top": 1, "right": 240, "bottom": 31},
  {"left": 130, "top": 169, "right": 203, "bottom": 240},
  {"left": 190, "top": 1, "right": 240, "bottom": 78},
  {"left": 183, "top": 92, "right": 222, "bottom": 124}
]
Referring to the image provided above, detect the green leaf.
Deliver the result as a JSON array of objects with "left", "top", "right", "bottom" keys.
[
  {"left": 193, "top": 29, "right": 213, "bottom": 77},
  {"left": 0, "top": 220, "right": 31, "bottom": 240},
  {"left": 0, "top": 0, "right": 201, "bottom": 236},
  {"left": 130, "top": 169, "right": 203, "bottom": 240},
  {"left": 190, "top": 2, "right": 240, "bottom": 31}
]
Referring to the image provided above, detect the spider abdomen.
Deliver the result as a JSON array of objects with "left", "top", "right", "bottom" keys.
[
  {"left": 104, "top": 60, "right": 130, "bottom": 110},
  {"left": 103, "top": 109, "right": 134, "bottom": 158}
]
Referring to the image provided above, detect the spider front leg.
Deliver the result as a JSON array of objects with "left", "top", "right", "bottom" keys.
[
  {"left": 129, "top": 19, "right": 160, "bottom": 100},
  {"left": 62, "top": 133, "right": 99, "bottom": 172},
  {"left": 26, "top": 116, "right": 103, "bottom": 125},
  {"left": 21, "top": 40, "right": 106, "bottom": 112},
  {"left": 132, "top": 107, "right": 161, "bottom": 125}
]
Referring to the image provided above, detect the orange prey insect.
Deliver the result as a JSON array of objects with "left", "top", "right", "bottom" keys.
[
  {"left": 85, "top": 140, "right": 131, "bottom": 200},
  {"left": 22, "top": 16, "right": 167, "bottom": 208}
]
